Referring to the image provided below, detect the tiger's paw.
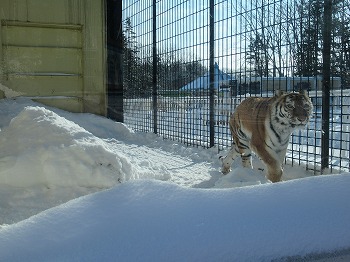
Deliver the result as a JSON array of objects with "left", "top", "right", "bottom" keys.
[
  {"left": 221, "top": 167, "right": 231, "bottom": 175},
  {"left": 219, "top": 156, "right": 231, "bottom": 175}
]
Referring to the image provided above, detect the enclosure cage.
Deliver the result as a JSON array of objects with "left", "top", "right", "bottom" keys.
[{"left": 121, "top": 0, "right": 350, "bottom": 174}]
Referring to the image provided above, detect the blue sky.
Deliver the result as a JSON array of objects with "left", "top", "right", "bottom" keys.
[{"left": 122, "top": 0, "right": 239, "bottom": 69}]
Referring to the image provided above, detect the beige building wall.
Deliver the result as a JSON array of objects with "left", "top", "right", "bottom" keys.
[{"left": 0, "top": 0, "right": 107, "bottom": 115}]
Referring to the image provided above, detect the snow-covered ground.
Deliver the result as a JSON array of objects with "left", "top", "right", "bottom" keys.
[{"left": 0, "top": 98, "right": 349, "bottom": 261}]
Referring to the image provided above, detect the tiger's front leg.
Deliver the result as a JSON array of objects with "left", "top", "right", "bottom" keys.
[
  {"left": 253, "top": 144, "right": 283, "bottom": 182},
  {"left": 260, "top": 156, "right": 283, "bottom": 182},
  {"left": 266, "top": 164, "right": 283, "bottom": 183}
]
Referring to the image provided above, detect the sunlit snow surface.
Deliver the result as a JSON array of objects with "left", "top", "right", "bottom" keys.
[{"left": 0, "top": 98, "right": 349, "bottom": 261}]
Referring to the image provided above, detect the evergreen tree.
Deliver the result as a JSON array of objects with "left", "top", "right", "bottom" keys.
[
  {"left": 122, "top": 17, "right": 141, "bottom": 97},
  {"left": 330, "top": 0, "right": 350, "bottom": 87},
  {"left": 294, "top": 0, "right": 323, "bottom": 76}
]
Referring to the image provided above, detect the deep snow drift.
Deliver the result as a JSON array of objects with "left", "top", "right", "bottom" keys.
[
  {"left": 1, "top": 176, "right": 350, "bottom": 262},
  {"left": 0, "top": 98, "right": 349, "bottom": 261}
]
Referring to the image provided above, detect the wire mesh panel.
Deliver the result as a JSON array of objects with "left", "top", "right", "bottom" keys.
[
  {"left": 156, "top": 0, "right": 212, "bottom": 146},
  {"left": 123, "top": 0, "right": 154, "bottom": 133},
  {"left": 122, "top": 0, "right": 350, "bottom": 173}
]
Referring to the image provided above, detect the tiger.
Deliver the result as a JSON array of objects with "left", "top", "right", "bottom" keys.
[{"left": 220, "top": 90, "right": 313, "bottom": 182}]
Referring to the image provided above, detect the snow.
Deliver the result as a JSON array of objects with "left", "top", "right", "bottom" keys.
[{"left": 0, "top": 98, "right": 350, "bottom": 261}]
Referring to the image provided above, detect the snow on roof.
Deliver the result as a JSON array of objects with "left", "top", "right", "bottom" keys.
[{"left": 180, "top": 63, "right": 234, "bottom": 91}]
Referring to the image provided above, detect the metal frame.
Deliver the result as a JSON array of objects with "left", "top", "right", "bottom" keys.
[{"left": 121, "top": 0, "right": 350, "bottom": 173}]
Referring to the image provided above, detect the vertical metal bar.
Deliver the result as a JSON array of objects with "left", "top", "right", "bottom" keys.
[
  {"left": 152, "top": 0, "right": 158, "bottom": 134},
  {"left": 321, "top": 0, "right": 332, "bottom": 171},
  {"left": 209, "top": 0, "right": 215, "bottom": 148}
]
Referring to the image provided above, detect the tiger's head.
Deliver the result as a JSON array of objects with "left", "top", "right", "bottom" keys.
[{"left": 275, "top": 90, "right": 313, "bottom": 128}]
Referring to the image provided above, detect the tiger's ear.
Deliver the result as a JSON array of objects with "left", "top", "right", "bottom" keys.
[
  {"left": 299, "top": 89, "right": 308, "bottom": 96},
  {"left": 275, "top": 90, "right": 285, "bottom": 97}
]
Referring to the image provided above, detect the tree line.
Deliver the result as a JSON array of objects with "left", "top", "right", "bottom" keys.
[
  {"left": 123, "top": 0, "right": 350, "bottom": 97},
  {"left": 122, "top": 17, "right": 207, "bottom": 97},
  {"left": 245, "top": 0, "right": 350, "bottom": 84}
]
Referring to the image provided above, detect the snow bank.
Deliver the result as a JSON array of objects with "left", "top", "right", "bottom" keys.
[
  {"left": 1, "top": 98, "right": 349, "bottom": 261},
  {"left": 0, "top": 98, "right": 322, "bottom": 224},
  {"left": 0, "top": 105, "right": 132, "bottom": 188},
  {"left": 1, "top": 175, "right": 350, "bottom": 262},
  {"left": 0, "top": 99, "right": 212, "bottom": 224},
  {"left": 0, "top": 99, "right": 158, "bottom": 224}
]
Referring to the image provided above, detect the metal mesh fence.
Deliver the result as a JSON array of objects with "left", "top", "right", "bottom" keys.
[{"left": 122, "top": 0, "right": 350, "bottom": 173}]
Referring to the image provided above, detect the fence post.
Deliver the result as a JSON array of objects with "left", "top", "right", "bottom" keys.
[
  {"left": 106, "top": 0, "right": 124, "bottom": 122},
  {"left": 152, "top": 0, "right": 158, "bottom": 134},
  {"left": 321, "top": 0, "right": 332, "bottom": 172},
  {"left": 209, "top": 0, "right": 215, "bottom": 148}
]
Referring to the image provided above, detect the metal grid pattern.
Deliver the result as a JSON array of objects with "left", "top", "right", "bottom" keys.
[{"left": 122, "top": 0, "right": 350, "bottom": 173}]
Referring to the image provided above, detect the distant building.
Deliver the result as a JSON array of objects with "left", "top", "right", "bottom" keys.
[
  {"left": 180, "top": 63, "right": 236, "bottom": 95},
  {"left": 238, "top": 76, "right": 341, "bottom": 93}
]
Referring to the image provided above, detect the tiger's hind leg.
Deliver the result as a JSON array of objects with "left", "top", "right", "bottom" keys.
[
  {"left": 219, "top": 144, "right": 240, "bottom": 175},
  {"left": 235, "top": 135, "right": 253, "bottom": 169}
]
